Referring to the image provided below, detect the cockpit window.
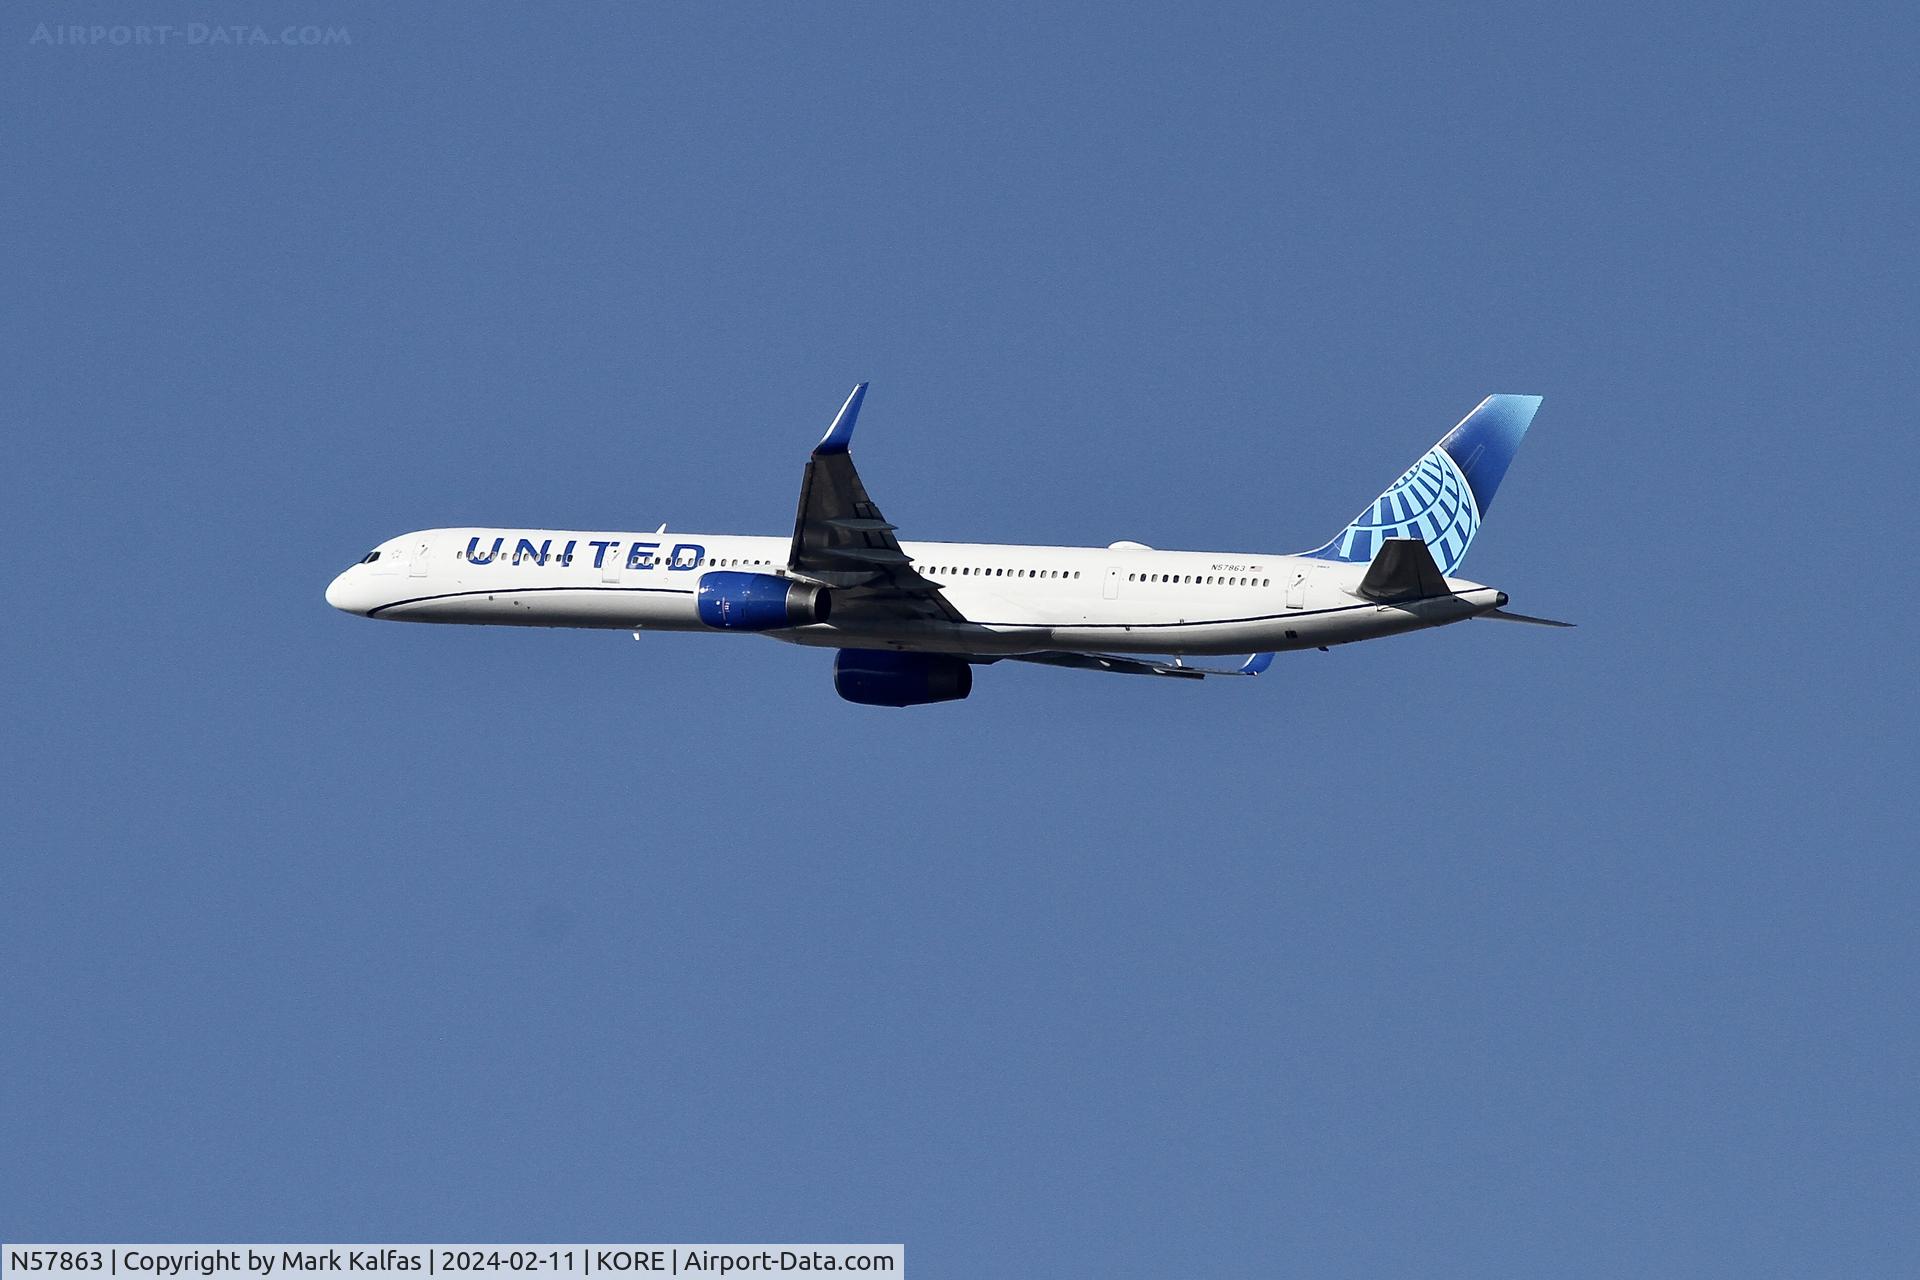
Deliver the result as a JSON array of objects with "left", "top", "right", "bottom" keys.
[{"left": 359, "top": 551, "right": 381, "bottom": 564}]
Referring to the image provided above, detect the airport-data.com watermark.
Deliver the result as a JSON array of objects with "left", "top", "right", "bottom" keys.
[{"left": 28, "top": 22, "right": 351, "bottom": 48}]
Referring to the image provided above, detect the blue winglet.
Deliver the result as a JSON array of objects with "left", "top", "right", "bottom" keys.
[
  {"left": 815, "top": 383, "right": 868, "bottom": 456},
  {"left": 1240, "top": 652, "right": 1275, "bottom": 675}
]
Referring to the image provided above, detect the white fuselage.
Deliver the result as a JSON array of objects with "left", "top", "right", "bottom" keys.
[{"left": 325, "top": 527, "right": 1507, "bottom": 656}]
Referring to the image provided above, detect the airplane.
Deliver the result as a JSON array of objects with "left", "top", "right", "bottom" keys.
[{"left": 325, "top": 386, "right": 1569, "bottom": 706}]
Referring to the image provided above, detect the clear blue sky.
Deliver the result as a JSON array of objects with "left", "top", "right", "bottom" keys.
[{"left": 4, "top": 2, "right": 1913, "bottom": 1275}]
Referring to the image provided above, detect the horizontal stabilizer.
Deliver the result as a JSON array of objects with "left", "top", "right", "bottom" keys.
[
  {"left": 1357, "top": 538, "right": 1450, "bottom": 603},
  {"left": 1479, "top": 607, "right": 1576, "bottom": 628}
]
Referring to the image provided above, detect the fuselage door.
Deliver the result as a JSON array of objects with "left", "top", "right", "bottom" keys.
[
  {"left": 601, "top": 541, "right": 622, "bottom": 583},
  {"left": 1103, "top": 566, "right": 1122, "bottom": 600},
  {"left": 1285, "top": 571, "right": 1307, "bottom": 609},
  {"left": 410, "top": 541, "right": 430, "bottom": 578}
]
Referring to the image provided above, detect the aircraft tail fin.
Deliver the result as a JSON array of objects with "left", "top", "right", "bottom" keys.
[{"left": 1304, "top": 394, "right": 1541, "bottom": 575}]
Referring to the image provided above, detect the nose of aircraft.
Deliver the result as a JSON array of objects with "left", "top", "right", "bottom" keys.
[{"left": 326, "top": 569, "right": 363, "bottom": 614}]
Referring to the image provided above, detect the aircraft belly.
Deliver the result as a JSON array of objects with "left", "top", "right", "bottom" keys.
[
  {"left": 380, "top": 586, "right": 698, "bottom": 629},
  {"left": 1046, "top": 591, "right": 1498, "bottom": 655},
  {"left": 783, "top": 620, "right": 1052, "bottom": 655}
]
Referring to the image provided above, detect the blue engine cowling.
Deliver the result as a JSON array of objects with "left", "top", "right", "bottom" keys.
[
  {"left": 696, "top": 572, "right": 831, "bottom": 631},
  {"left": 834, "top": 649, "right": 973, "bottom": 707}
]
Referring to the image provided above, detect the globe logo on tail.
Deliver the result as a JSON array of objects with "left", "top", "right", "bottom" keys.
[{"left": 1316, "top": 445, "right": 1481, "bottom": 575}]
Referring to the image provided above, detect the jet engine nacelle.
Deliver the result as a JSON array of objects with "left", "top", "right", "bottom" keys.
[
  {"left": 834, "top": 649, "right": 973, "bottom": 707},
  {"left": 696, "top": 572, "right": 831, "bottom": 631}
]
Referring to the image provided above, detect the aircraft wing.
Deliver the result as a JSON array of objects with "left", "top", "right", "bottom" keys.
[
  {"left": 1004, "top": 651, "right": 1275, "bottom": 679},
  {"left": 787, "top": 384, "right": 964, "bottom": 624}
]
